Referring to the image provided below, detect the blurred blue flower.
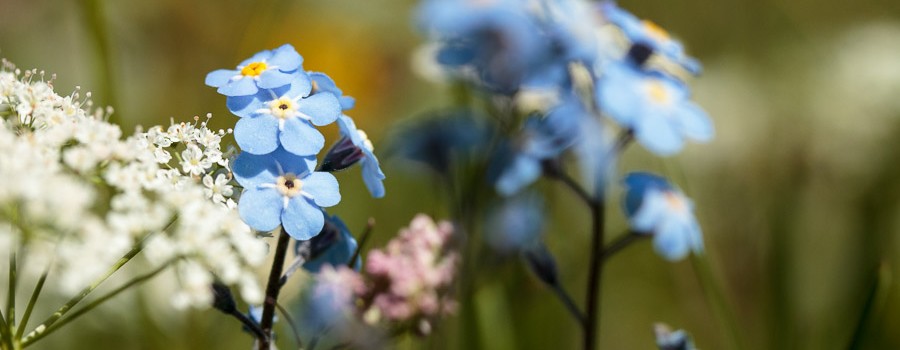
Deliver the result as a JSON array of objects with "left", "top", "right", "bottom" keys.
[
  {"left": 486, "top": 193, "right": 543, "bottom": 253},
  {"left": 309, "top": 72, "right": 356, "bottom": 110},
  {"left": 419, "top": 0, "right": 548, "bottom": 92},
  {"left": 205, "top": 44, "right": 304, "bottom": 96},
  {"left": 600, "top": 2, "right": 701, "bottom": 75},
  {"left": 226, "top": 78, "right": 341, "bottom": 156},
  {"left": 232, "top": 147, "right": 341, "bottom": 240},
  {"left": 597, "top": 62, "right": 712, "bottom": 156},
  {"left": 622, "top": 172, "right": 703, "bottom": 261},
  {"left": 654, "top": 323, "right": 697, "bottom": 350},
  {"left": 495, "top": 98, "right": 584, "bottom": 196},
  {"left": 303, "top": 214, "right": 360, "bottom": 272},
  {"left": 389, "top": 109, "right": 494, "bottom": 176}
]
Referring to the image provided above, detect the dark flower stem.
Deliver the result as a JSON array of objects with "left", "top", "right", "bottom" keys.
[
  {"left": 274, "top": 302, "right": 302, "bottom": 349},
  {"left": 551, "top": 284, "right": 586, "bottom": 326},
  {"left": 584, "top": 199, "right": 604, "bottom": 350},
  {"left": 347, "top": 218, "right": 375, "bottom": 268},
  {"left": 230, "top": 309, "right": 267, "bottom": 342},
  {"left": 258, "top": 229, "right": 292, "bottom": 350}
]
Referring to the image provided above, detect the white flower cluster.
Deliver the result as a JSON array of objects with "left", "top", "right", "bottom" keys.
[{"left": 0, "top": 59, "right": 265, "bottom": 308}]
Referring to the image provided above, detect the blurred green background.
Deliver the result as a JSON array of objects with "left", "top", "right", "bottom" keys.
[{"left": 3, "top": 0, "right": 900, "bottom": 349}]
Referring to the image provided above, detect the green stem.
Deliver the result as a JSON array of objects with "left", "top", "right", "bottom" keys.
[
  {"left": 550, "top": 284, "right": 586, "bottom": 326},
  {"left": 78, "top": 0, "right": 118, "bottom": 124},
  {"left": 275, "top": 302, "right": 302, "bottom": 349},
  {"left": 601, "top": 232, "right": 647, "bottom": 262},
  {"left": 691, "top": 254, "right": 745, "bottom": 350},
  {"left": 20, "top": 240, "right": 145, "bottom": 345},
  {"left": 15, "top": 271, "right": 47, "bottom": 339},
  {"left": 22, "top": 260, "right": 175, "bottom": 347},
  {"left": 258, "top": 228, "right": 291, "bottom": 350},
  {"left": 6, "top": 250, "right": 16, "bottom": 339}
]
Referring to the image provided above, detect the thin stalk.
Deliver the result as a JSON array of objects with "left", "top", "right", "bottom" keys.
[
  {"left": 229, "top": 309, "right": 266, "bottom": 342},
  {"left": 275, "top": 302, "right": 302, "bottom": 349},
  {"left": 6, "top": 250, "right": 16, "bottom": 337},
  {"left": 557, "top": 171, "right": 596, "bottom": 206},
  {"left": 22, "top": 260, "right": 174, "bottom": 346},
  {"left": 690, "top": 254, "right": 745, "bottom": 350},
  {"left": 347, "top": 218, "right": 375, "bottom": 268},
  {"left": 78, "top": 0, "right": 118, "bottom": 124},
  {"left": 601, "top": 232, "right": 647, "bottom": 262},
  {"left": 15, "top": 271, "right": 47, "bottom": 339},
  {"left": 258, "top": 228, "right": 292, "bottom": 350},
  {"left": 550, "top": 284, "right": 586, "bottom": 326},
  {"left": 20, "top": 240, "right": 146, "bottom": 345},
  {"left": 583, "top": 200, "right": 605, "bottom": 350}
]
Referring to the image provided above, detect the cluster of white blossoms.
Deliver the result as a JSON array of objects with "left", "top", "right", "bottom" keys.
[{"left": 0, "top": 59, "right": 265, "bottom": 308}]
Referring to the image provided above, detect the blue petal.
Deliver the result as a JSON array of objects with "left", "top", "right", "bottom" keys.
[
  {"left": 598, "top": 72, "right": 642, "bottom": 127},
  {"left": 362, "top": 157, "right": 386, "bottom": 198},
  {"left": 226, "top": 94, "right": 257, "bottom": 118},
  {"left": 234, "top": 116, "right": 279, "bottom": 155},
  {"left": 258, "top": 70, "right": 295, "bottom": 89},
  {"left": 304, "top": 228, "right": 358, "bottom": 273},
  {"left": 635, "top": 112, "right": 683, "bottom": 156},
  {"left": 302, "top": 172, "right": 341, "bottom": 207},
  {"left": 280, "top": 119, "right": 325, "bottom": 157},
  {"left": 299, "top": 93, "right": 341, "bottom": 126},
  {"left": 337, "top": 115, "right": 360, "bottom": 143},
  {"left": 268, "top": 44, "right": 303, "bottom": 71},
  {"left": 630, "top": 191, "right": 667, "bottom": 233},
  {"left": 239, "top": 51, "right": 273, "bottom": 67},
  {"left": 286, "top": 73, "right": 313, "bottom": 98},
  {"left": 206, "top": 69, "right": 237, "bottom": 88},
  {"left": 270, "top": 147, "right": 317, "bottom": 176},
  {"left": 496, "top": 155, "right": 541, "bottom": 196},
  {"left": 238, "top": 188, "right": 283, "bottom": 232},
  {"left": 232, "top": 152, "right": 279, "bottom": 188},
  {"left": 218, "top": 77, "right": 258, "bottom": 97},
  {"left": 282, "top": 198, "right": 325, "bottom": 240},
  {"left": 653, "top": 216, "right": 692, "bottom": 261},
  {"left": 339, "top": 97, "right": 356, "bottom": 110},
  {"left": 677, "top": 103, "right": 714, "bottom": 142}
]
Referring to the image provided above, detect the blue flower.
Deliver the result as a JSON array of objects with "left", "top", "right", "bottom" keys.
[
  {"left": 334, "top": 115, "right": 385, "bottom": 198},
  {"left": 226, "top": 77, "right": 341, "bottom": 156},
  {"left": 419, "top": 0, "right": 548, "bottom": 92},
  {"left": 309, "top": 72, "right": 356, "bottom": 110},
  {"left": 302, "top": 214, "right": 360, "bottom": 272},
  {"left": 205, "top": 44, "right": 304, "bottom": 97},
  {"left": 600, "top": 2, "right": 701, "bottom": 75},
  {"left": 495, "top": 98, "right": 584, "bottom": 196},
  {"left": 232, "top": 147, "right": 341, "bottom": 240},
  {"left": 485, "top": 193, "right": 543, "bottom": 253},
  {"left": 622, "top": 172, "right": 703, "bottom": 261},
  {"left": 654, "top": 323, "right": 697, "bottom": 350},
  {"left": 597, "top": 62, "right": 713, "bottom": 156}
]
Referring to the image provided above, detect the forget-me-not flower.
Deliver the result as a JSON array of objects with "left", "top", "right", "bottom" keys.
[
  {"left": 622, "top": 172, "right": 703, "bottom": 261},
  {"left": 597, "top": 62, "right": 712, "bottom": 156},
  {"left": 205, "top": 44, "right": 304, "bottom": 97},
  {"left": 331, "top": 115, "right": 385, "bottom": 198},
  {"left": 232, "top": 147, "right": 340, "bottom": 240},
  {"left": 226, "top": 77, "right": 341, "bottom": 156},
  {"left": 600, "top": 2, "right": 701, "bottom": 75},
  {"left": 309, "top": 72, "right": 356, "bottom": 110},
  {"left": 495, "top": 98, "right": 583, "bottom": 196}
]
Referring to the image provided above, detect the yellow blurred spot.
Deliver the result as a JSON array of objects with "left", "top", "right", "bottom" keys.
[
  {"left": 646, "top": 81, "right": 670, "bottom": 104},
  {"left": 641, "top": 20, "right": 671, "bottom": 41},
  {"left": 665, "top": 192, "right": 687, "bottom": 212},
  {"left": 241, "top": 62, "right": 268, "bottom": 77}
]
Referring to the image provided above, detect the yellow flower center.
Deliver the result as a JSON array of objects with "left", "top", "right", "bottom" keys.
[
  {"left": 641, "top": 20, "right": 671, "bottom": 41},
  {"left": 268, "top": 97, "right": 296, "bottom": 119},
  {"left": 240, "top": 62, "right": 268, "bottom": 77},
  {"left": 276, "top": 174, "right": 303, "bottom": 197},
  {"left": 646, "top": 81, "right": 670, "bottom": 104}
]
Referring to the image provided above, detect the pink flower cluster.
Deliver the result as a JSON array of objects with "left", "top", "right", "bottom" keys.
[
  {"left": 310, "top": 214, "right": 458, "bottom": 335},
  {"left": 362, "top": 214, "right": 459, "bottom": 334}
]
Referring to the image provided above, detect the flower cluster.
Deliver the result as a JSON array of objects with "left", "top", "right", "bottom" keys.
[
  {"left": 303, "top": 214, "right": 458, "bottom": 337},
  {"left": 0, "top": 60, "right": 265, "bottom": 308},
  {"left": 415, "top": 0, "right": 711, "bottom": 261},
  {"left": 206, "top": 44, "right": 385, "bottom": 241}
]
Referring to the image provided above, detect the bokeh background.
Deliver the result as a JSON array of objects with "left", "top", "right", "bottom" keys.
[{"left": 2, "top": 0, "right": 900, "bottom": 349}]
